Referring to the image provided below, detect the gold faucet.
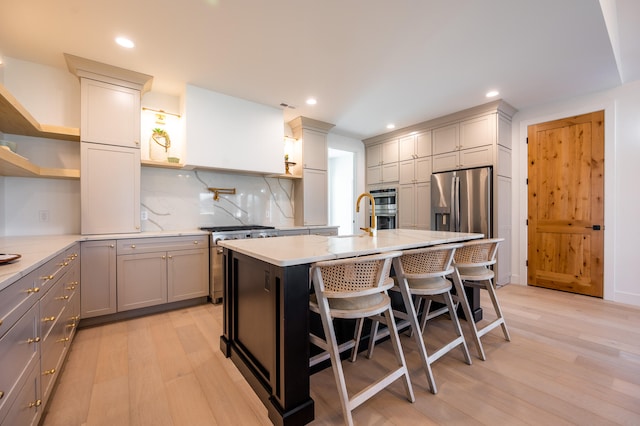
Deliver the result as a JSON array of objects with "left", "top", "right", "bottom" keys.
[{"left": 356, "top": 192, "right": 377, "bottom": 236}]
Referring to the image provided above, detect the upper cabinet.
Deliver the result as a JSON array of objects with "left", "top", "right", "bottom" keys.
[
  {"left": 182, "top": 84, "right": 284, "bottom": 175},
  {"left": 80, "top": 79, "right": 141, "bottom": 148},
  {"left": 366, "top": 138, "right": 399, "bottom": 185},
  {"left": 399, "top": 131, "right": 431, "bottom": 161}
]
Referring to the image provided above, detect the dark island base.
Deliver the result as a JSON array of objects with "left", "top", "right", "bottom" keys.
[{"left": 221, "top": 248, "right": 483, "bottom": 425}]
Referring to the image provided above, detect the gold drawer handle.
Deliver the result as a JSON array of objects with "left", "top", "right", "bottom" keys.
[
  {"left": 58, "top": 262, "right": 69, "bottom": 267},
  {"left": 41, "top": 275, "right": 54, "bottom": 281},
  {"left": 193, "top": 240, "right": 199, "bottom": 244},
  {"left": 27, "top": 287, "right": 41, "bottom": 294},
  {"left": 0, "top": 390, "right": 4, "bottom": 400},
  {"left": 131, "top": 244, "right": 136, "bottom": 249},
  {"left": 55, "top": 295, "right": 70, "bottom": 301},
  {"left": 66, "top": 323, "right": 76, "bottom": 329},
  {"left": 28, "top": 399, "right": 42, "bottom": 408},
  {"left": 42, "top": 316, "right": 56, "bottom": 322},
  {"left": 27, "top": 337, "right": 41, "bottom": 344},
  {"left": 66, "top": 285, "right": 76, "bottom": 291},
  {"left": 56, "top": 337, "right": 70, "bottom": 343},
  {"left": 42, "top": 369, "right": 56, "bottom": 376},
  {"left": 0, "top": 319, "right": 3, "bottom": 327}
]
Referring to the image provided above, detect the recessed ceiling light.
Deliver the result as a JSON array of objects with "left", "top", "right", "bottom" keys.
[
  {"left": 115, "top": 37, "right": 135, "bottom": 48},
  {"left": 306, "top": 98, "right": 317, "bottom": 105},
  {"left": 386, "top": 124, "right": 396, "bottom": 129},
  {"left": 486, "top": 90, "right": 499, "bottom": 98}
]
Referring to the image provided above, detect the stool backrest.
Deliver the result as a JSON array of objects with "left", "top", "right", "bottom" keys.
[
  {"left": 453, "top": 238, "right": 504, "bottom": 268},
  {"left": 312, "top": 251, "right": 401, "bottom": 299},
  {"left": 394, "top": 243, "right": 462, "bottom": 280}
]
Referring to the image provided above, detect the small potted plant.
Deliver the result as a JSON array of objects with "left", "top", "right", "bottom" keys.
[{"left": 149, "top": 127, "right": 171, "bottom": 161}]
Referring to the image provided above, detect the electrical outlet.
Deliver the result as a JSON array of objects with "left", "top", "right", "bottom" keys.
[
  {"left": 141, "top": 211, "right": 148, "bottom": 221},
  {"left": 39, "top": 210, "right": 50, "bottom": 222}
]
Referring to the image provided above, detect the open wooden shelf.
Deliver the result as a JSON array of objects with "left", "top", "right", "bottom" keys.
[
  {"left": 0, "top": 83, "right": 80, "bottom": 142},
  {"left": 0, "top": 147, "right": 79, "bottom": 179},
  {"left": 141, "top": 159, "right": 184, "bottom": 169}
]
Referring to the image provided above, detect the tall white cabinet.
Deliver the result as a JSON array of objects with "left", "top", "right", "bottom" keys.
[
  {"left": 65, "top": 54, "right": 153, "bottom": 234},
  {"left": 288, "top": 117, "right": 335, "bottom": 226},
  {"left": 364, "top": 100, "right": 516, "bottom": 286}
]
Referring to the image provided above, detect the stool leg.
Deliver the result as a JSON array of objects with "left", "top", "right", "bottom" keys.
[
  {"left": 381, "top": 306, "right": 415, "bottom": 403},
  {"left": 351, "top": 318, "right": 365, "bottom": 362},
  {"left": 451, "top": 270, "right": 486, "bottom": 361},
  {"left": 396, "top": 277, "right": 438, "bottom": 393},
  {"left": 442, "top": 291, "right": 472, "bottom": 365},
  {"left": 483, "top": 279, "right": 511, "bottom": 341}
]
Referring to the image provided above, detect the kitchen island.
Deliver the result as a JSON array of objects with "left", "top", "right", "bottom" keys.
[{"left": 218, "top": 229, "right": 483, "bottom": 425}]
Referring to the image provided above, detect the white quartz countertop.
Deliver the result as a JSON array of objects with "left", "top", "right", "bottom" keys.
[
  {"left": 218, "top": 229, "right": 483, "bottom": 267},
  {"left": 0, "top": 230, "right": 209, "bottom": 292}
]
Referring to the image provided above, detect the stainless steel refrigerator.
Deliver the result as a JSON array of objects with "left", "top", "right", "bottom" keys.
[{"left": 431, "top": 166, "right": 492, "bottom": 237}]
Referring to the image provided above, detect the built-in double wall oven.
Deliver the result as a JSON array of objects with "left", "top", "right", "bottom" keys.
[{"left": 370, "top": 188, "right": 397, "bottom": 230}]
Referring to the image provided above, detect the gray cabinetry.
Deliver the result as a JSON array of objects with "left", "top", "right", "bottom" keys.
[
  {"left": 116, "top": 236, "right": 208, "bottom": 312},
  {"left": 0, "top": 242, "right": 79, "bottom": 425},
  {"left": 81, "top": 240, "right": 117, "bottom": 318}
]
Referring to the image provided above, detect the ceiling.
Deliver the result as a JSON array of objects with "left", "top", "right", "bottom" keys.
[{"left": 0, "top": 0, "right": 638, "bottom": 140}]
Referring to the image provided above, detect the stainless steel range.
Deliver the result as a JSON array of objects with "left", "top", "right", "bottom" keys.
[{"left": 200, "top": 225, "right": 278, "bottom": 303}]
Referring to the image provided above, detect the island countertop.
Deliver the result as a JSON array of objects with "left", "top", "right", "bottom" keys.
[{"left": 218, "top": 229, "right": 483, "bottom": 267}]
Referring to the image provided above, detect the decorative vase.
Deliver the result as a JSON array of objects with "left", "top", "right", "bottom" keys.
[{"left": 149, "top": 128, "right": 171, "bottom": 161}]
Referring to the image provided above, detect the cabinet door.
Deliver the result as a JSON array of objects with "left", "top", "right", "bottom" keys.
[
  {"left": 432, "top": 123, "right": 459, "bottom": 155},
  {"left": 415, "top": 182, "right": 431, "bottom": 229},
  {"left": 366, "top": 144, "right": 382, "bottom": 168},
  {"left": 432, "top": 151, "right": 459, "bottom": 173},
  {"left": 398, "top": 160, "right": 415, "bottom": 184},
  {"left": 117, "top": 253, "right": 167, "bottom": 311},
  {"left": 366, "top": 166, "right": 381, "bottom": 185},
  {"left": 398, "top": 184, "right": 415, "bottom": 229},
  {"left": 81, "top": 143, "right": 141, "bottom": 234},
  {"left": 398, "top": 135, "right": 415, "bottom": 161},
  {"left": 302, "top": 169, "right": 328, "bottom": 226},
  {"left": 167, "top": 248, "right": 209, "bottom": 302},
  {"left": 382, "top": 139, "right": 398, "bottom": 163},
  {"left": 302, "top": 129, "right": 327, "bottom": 170},
  {"left": 381, "top": 162, "right": 399, "bottom": 183},
  {"left": 415, "top": 156, "right": 432, "bottom": 183},
  {"left": 459, "top": 145, "right": 493, "bottom": 169},
  {"left": 80, "top": 240, "right": 117, "bottom": 318},
  {"left": 81, "top": 78, "right": 140, "bottom": 148},
  {"left": 416, "top": 131, "right": 432, "bottom": 158},
  {"left": 459, "top": 113, "right": 496, "bottom": 150}
]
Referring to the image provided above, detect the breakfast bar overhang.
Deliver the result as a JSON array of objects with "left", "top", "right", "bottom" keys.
[{"left": 218, "top": 229, "right": 483, "bottom": 425}]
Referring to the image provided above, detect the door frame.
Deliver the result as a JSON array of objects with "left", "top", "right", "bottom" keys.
[{"left": 515, "top": 100, "right": 616, "bottom": 300}]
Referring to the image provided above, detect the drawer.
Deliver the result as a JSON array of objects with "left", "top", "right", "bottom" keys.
[
  {"left": 0, "top": 269, "right": 41, "bottom": 340},
  {"left": 40, "top": 311, "right": 67, "bottom": 405},
  {"left": 0, "top": 359, "right": 41, "bottom": 426},
  {"left": 117, "top": 235, "right": 208, "bottom": 255},
  {"left": 0, "top": 303, "right": 39, "bottom": 417},
  {"left": 39, "top": 278, "right": 66, "bottom": 341},
  {"left": 64, "top": 291, "right": 80, "bottom": 342}
]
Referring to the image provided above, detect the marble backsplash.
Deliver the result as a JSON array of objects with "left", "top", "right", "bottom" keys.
[{"left": 140, "top": 167, "right": 296, "bottom": 231}]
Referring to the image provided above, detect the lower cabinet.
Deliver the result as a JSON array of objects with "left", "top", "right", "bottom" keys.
[
  {"left": 0, "top": 242, "right": 79, "bottom": 426},
  {"left": 116, "top": 236, "right": 209, "bottom": 312},
  {"left": 81, "top": 240, "right": 117, "bottom": 318}
]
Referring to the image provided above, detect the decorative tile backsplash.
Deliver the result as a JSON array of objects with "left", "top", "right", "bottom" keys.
[{"left": 140, "top": 167, "right": 296, "bottom": 231}]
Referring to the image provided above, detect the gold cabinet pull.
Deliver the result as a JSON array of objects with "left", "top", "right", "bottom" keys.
[
  {"left": 193, "top": 240, "right": 199, "bottom": 245},
  {"left": 162, "top": 255, "right": 166, "bottom": 259},
  {"left": 27, "top": 287, "right": 40, "bottom": 294},
  {"left": 0, "top": 390, "right": 4, "bottom": 399},
  {"left": 27, "top": 337, "right": 41, "bottom": 344},
  {"left": 110, "top": 244, "right": 115, "bottom": 248},
  {"left": 42, "top": 316, "right": 56, "bottom": 322},
  {"left": 42, "top": 369, "right": 56, "bottom": 376},
  {"left": 55, "top": 295, "right": 70, "bottom": 301},
  {"left": 0, "top": 319, "right": 3, "bottom": 327},
  {"left": 131, "top": 244, "right": 136, "bottom": 249},
  {"left": 41, "top": 275, "right": 54, "bottom": 281},
  {"left": 56, "top": 337, "right": 70, "bottom": 343},
  {"left": 66, "top": 323, "right": 76, "bottom": 329},
  {"left": 28, "top": 399, "right": 42, "bottom": 408}
]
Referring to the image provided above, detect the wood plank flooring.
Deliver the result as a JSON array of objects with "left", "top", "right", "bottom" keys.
[{"left": 42, "top": 284, "right": 640, "bottom": 425}]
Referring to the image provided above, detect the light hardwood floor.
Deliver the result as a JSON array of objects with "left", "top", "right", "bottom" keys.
[{"left": 42, "top": 284, "right": 640, "bottom": 425}]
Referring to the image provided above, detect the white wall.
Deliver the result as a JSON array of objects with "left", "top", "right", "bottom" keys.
[
  {"left": 512, "top": 79, "right": 640, "bottom": 307},
  {"left": 327, "top": 132, "right": 366, "bottom": 231}
]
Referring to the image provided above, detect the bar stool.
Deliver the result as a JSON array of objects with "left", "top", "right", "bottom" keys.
[
  {"left": 309, "top": 251, "right": 415, "bottom": 426},
  {"left": 451, "top": 238, "right": 511, "bottom": 361},
  {"left": 366, "top": 243, "right": 472, "bottom": 394}
]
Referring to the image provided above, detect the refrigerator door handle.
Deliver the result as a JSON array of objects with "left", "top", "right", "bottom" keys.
[
  {"left": 454, "top": 176, "right": 460, "bottom": 232},
  {"left": 449, "top": 176, "right": 456, "bottom": 230}
]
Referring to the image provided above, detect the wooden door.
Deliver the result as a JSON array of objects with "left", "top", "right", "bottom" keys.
[{"left": 527, "top": 111, "right": 604, "bottom": 297}]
